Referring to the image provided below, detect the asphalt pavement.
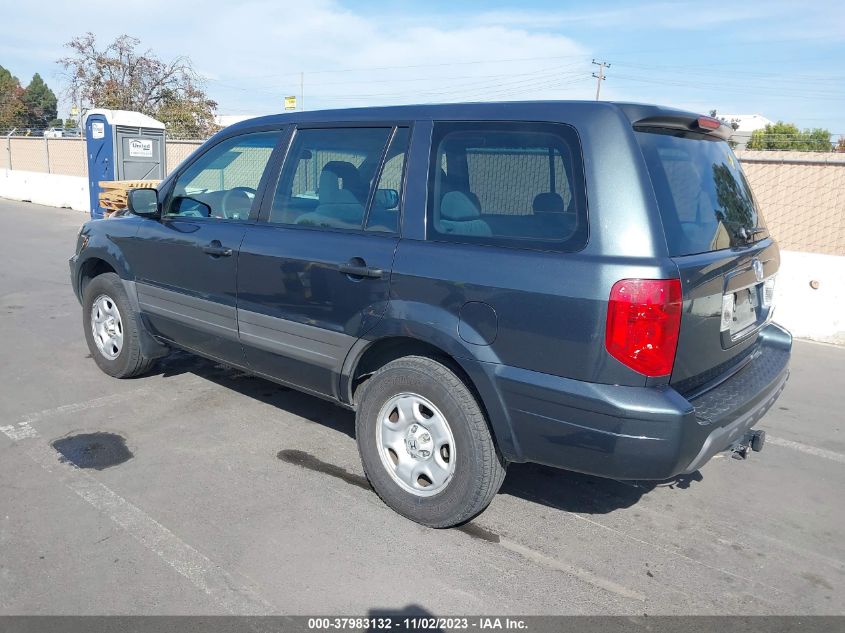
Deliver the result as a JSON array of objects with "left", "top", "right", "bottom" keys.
[{"left": 0, "top": 198, "right": 843, "bottom": 615}]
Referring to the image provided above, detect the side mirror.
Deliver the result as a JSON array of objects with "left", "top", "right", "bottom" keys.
[
  {"left": 373, "top": 188, "right": 399, "bottom": 209},
  {"left": 127, "top": 188, "right": 160, "bottom": 217}
]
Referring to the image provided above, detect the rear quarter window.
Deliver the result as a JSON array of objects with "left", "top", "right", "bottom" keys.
[{"left": 427, "top": 121, "right": 588, "bottom": 252}]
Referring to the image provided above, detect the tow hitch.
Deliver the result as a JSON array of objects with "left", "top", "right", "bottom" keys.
[{"left": 730, "top": 429, "right": 766, "bottom": 460}]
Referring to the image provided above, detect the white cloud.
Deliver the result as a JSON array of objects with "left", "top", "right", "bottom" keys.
[
  {"left": 0, "top": 0, "right": 593, "bottom": 114},
  {"left": 177, "top": 1, "right": 594, "bottom": 111}
]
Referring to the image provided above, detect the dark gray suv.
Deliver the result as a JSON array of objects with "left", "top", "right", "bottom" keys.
[{"left": 70, "top": 101, "right": 791, "bottom": 527}]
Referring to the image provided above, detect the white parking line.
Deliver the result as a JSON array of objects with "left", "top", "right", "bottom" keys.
[
  {"left": 0, "top": 421, "right": 38, "bottom": 440},
  {"left": 497, "top": 537, "right": 646, "bottom": 602},
  {"left": 0, "top": 392, "right": 277, "bottom": 616},
  {"left": 26, "top": 439, "right": 274, "bottom": 615},
  {"left": 13, "top": 389, "right": 151, "bottom": 425},
  {"left": 767, "top": 435, "right": 845, "bottom": 465},
  {"left": 2, "top": 391, "right": 152, "bottom": 442}
]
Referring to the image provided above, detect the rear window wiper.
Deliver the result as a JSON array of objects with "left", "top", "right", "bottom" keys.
[
  {"left": 717, "top": 216, "right": 767, "bottom": 243},
  {"left": 739, "top": 226, "right": 767, "bottom": 241}
]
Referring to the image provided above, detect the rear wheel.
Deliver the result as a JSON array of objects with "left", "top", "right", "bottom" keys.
[
  {"left": 82, "top": 273, "right": 155, "bottom": 378},
  {"left": 356, "top": 356, "right": 506, "bottom": 527}
]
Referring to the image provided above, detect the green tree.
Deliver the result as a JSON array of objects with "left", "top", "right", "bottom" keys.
[
  {"left": 58, "top": 33, "right": 219, "bottom": 138},
  {"left": 0, "top": 65, "right": 26, "bottom": 131},
  {"left": 747, "top": 121, "right": 832, "bottom": 151},
  {"left": 21, "top": 73, "right": 58, "bottom": 129},
  {"left": 804, "top": 128, "right": 834, "bottom": 151}
]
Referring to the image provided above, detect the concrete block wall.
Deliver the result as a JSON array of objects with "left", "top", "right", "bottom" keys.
[
  {"left": 775, "top": 250, "right": 845, "bottom": 345},
  {"left": 0, "top": 169, "right": 89, "bottom": 212}
]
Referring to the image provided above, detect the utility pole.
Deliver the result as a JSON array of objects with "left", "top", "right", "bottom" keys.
[
  {"left": 300, "top": 72, "right": 305, "bottom": 111},
  {"left": 592, "top": 59, "right": 610, "bottom": 101}
]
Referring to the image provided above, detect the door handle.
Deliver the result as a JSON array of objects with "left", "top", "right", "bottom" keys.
[
  {"left": 202, "top": 242, "right": 233, "bottom": 257},
  {"left": 338, "top": 263, "right": 384, "bottom": 279}
]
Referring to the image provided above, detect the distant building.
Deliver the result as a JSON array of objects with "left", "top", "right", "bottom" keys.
[
  {"left": 214, "top": 114, "right": 259, "bottom": 128},
  {"left": 719, "top": 113, "right": 774, "bottom": 150}
]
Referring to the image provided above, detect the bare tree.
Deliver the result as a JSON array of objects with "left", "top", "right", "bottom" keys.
[{"left": 59, "top": 33, "right": 219, "bottom": 138}]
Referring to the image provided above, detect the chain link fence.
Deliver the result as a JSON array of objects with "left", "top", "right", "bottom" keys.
[
  {"left": 3, "top": 135, "right": 844, "bottom": 256},
  {"left": 736, "top": 150, "right": 845, "bottom": 256},
  {"left": 4, "top": 136, "right": 88, "bottom": 176},
  {"left": 165, "top": 140, "right": 202, "bottom": 173},
  {"left": 2, "top": 135, "right": 201, "bottom": 178}
]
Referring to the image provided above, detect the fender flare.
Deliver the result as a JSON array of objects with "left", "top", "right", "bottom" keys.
[
  {"left": 339, "top": 303, "right": 523, "bottom": 462},
  {"left": 75, "top": 248, "right": 168, "bottom": 359}
]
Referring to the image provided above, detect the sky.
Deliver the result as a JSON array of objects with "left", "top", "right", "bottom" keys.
[{"left": 1, "top": 0, "right": 843, "bottom": 132}]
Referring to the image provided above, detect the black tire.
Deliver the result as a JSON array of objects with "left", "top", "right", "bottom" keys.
[
  {"left": 82, "top": 272, "right": 155, "bottom": 378},
  {"left": 355, "top": 356, "right": 506, "bottom": 527}
]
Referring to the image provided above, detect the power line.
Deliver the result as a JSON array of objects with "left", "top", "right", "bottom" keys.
[
  {"left": 607, "top": 59, "right": 845, "bottom": 80},
  {"left": 610, "top": 73, "right": 843, "bottom": 100},
  {"left": 253, "top": 53, "right": 592, "bottom": 79},
  {"left": 318, "top": 68, "right": 586, "bottom": 100},
  {"left": 200, "top": 54, "right": 592, "bottom": 86},
  {"left": 204, "top": 63, "right": 588, "bottom": 96},
  {"left": 302, "top": 71, "right": 591, "bottom": 104},
  {"left": 206, "top": 65, "right": 591, "bottom": 104},
  {"left": 282, "top": 62, "right": 587, "bottom": 88}
]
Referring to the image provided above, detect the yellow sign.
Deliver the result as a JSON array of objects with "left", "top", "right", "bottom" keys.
[
  {"left": 70, "top": 105, "right": 79, "bottom": 116},
  {"left": 284, "top": 96, "right": 297, "bottom": 111}
]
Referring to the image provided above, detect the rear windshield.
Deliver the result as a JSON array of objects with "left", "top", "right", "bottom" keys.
[{"left": 636, "top": 130, "right": 768, "bottom": 256}]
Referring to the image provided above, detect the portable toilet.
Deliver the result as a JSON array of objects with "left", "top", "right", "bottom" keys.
[{"left": 83, "top": 109, "right": 167, "bottom": 218}]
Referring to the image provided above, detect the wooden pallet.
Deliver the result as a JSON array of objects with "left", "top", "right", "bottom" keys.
[{"left": 99, "top": 180, "right": 161, "bottom": 217}]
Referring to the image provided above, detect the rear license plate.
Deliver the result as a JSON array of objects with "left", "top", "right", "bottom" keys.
[{"left": 731, "top": 288, "right": 758, "bottom": 333}]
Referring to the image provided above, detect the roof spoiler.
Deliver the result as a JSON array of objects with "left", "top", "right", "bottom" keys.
[{"left": 633, "top": 113, "right": 733, "bottom": 141}]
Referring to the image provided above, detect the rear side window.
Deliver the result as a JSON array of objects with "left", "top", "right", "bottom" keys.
[
  {"left": 427, "top": 122, "right": 587, "bottom": 251},
  {"left": 636, "top": 130, "right": 769, "bottom": 256},
  {"left": 270, "top": 127, "right": 393, "bottom": 229}
]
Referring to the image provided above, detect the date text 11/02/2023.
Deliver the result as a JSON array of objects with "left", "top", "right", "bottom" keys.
[{"left": 306, "top": 617, "right": 528, "bottom": 630}]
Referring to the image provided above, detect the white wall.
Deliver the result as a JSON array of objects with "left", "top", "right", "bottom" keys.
[
  {"left": 0, "top": 169, "right": 89, "bottom": 212},
  {"left": 774, "top": 250, "right": 845, "bottom": 345}
]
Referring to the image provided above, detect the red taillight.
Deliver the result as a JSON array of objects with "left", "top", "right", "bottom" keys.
[
  {"left": 605, "top": 278, "right": 682, "bottom": 377},
  {"left": 697, "top": 116, "right": 721, "bottom": 130}
]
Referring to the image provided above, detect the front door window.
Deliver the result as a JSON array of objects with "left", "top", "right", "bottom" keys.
[{"left": 166, "top": 131, "right": 282, "bottom": 221}]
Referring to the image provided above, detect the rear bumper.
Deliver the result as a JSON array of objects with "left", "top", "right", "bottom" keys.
[{"left": 487, "top": 322, "right": 791, "bottom": 480}]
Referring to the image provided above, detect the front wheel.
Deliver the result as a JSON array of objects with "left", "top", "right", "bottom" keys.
[
  {"left": 356, "top": 356, "right": 506, "bottom": 527},
  {"left": 82, "top": 273, "right": 155, "bottom": 378}
]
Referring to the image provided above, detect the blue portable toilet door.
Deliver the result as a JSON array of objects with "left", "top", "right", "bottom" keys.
[{"left": 85, "top": 114, "right": 115, "bottom": 219}]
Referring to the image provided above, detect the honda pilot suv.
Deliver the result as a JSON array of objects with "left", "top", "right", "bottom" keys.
[{"left": 70, "top": 102, "right": 791, "bottom": 527}]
